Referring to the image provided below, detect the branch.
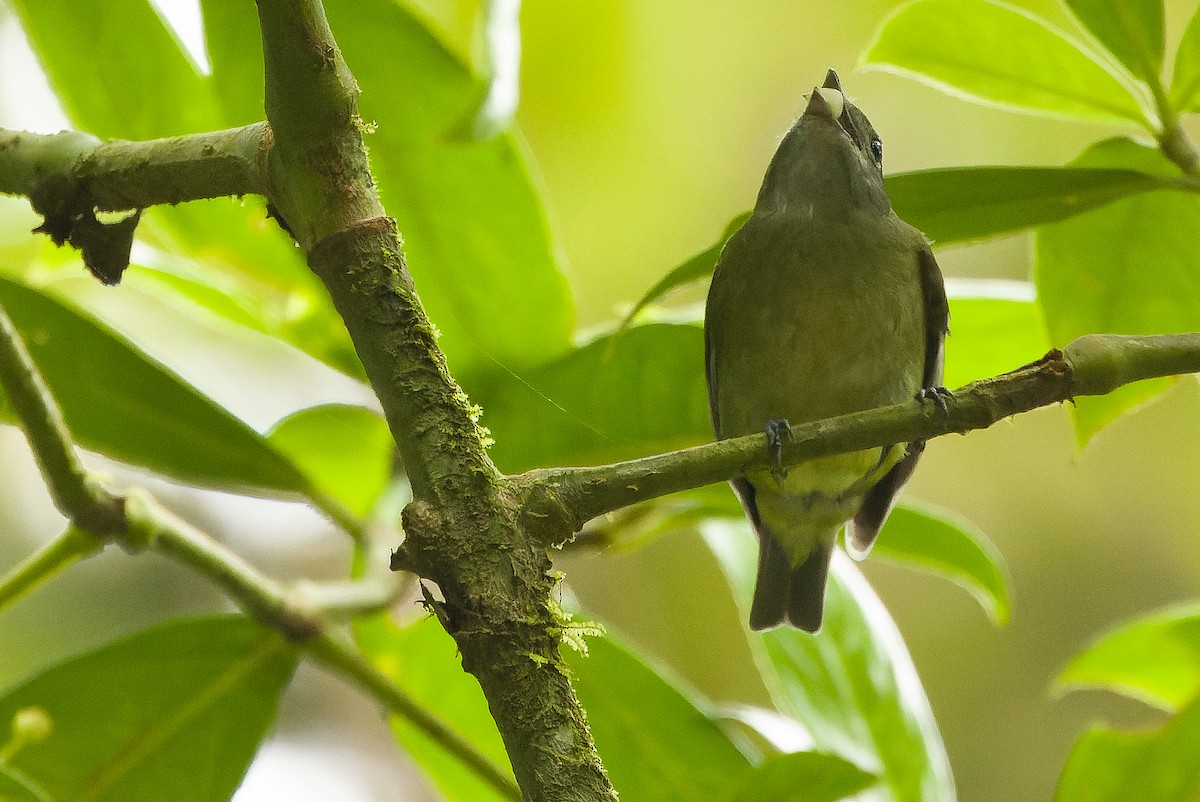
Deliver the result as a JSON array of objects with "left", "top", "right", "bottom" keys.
[
  {"left": 0, "top": 303, "right": 520, "bottom": 800},
  {"left": 0, "top": 124, "right": 273, "bottom": 283},
  {"left": 0, "top": 125, "right": 270, "bottom": 213},
  {"left": 518, "top": 333, "right": 1200, "bottom": 539},
  {"left": 0, "top": 300, "right": 125, "bottom": 534},
  {"left": 254, "top": 2, "right": 620, "bottom": 798}
]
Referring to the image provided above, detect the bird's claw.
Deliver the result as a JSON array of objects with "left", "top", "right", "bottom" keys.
[
  {"left": 917, "top": 386, "right": 953, "bottom": 416},
  {"left": 765, "top": 419, "right": 791, "bottom": 481}
]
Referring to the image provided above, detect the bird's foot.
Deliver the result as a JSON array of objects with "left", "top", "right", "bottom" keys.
[
  {"left": 765, "top": 419, "right": 792, "bottom": 481},
  {"left": 917, "top": 386, "right": 953, "bottom": 416}
]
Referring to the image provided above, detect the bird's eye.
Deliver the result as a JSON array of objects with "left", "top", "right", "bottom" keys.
[{"left": 870, "top": 138, "right": 883, "bottom": 164}]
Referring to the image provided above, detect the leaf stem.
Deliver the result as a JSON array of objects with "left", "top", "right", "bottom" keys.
[
  {"left": 1147, "top": 74, "right": 1200, "bottom": 177},
  {"left": 0, "top": 527, "right": 98, "bottom": 613},
  {"left": 0, "top": 303, "right": 124, "bottom": 534}
]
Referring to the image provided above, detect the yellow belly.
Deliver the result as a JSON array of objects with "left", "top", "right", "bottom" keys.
[{"left": 747, "top": 444, "right": 905, "bottom": 567}]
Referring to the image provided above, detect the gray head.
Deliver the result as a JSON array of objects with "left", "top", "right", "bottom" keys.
[{"left": 756, "top": 69, "right": 890, "bottom": 217}]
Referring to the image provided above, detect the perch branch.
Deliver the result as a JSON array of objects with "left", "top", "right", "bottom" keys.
[{"left": 517, "top": 334, "right": 1200, "bottom": 540}]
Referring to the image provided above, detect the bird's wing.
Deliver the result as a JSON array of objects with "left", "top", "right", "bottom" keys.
[
  {"left": 847, "top": 246, "right": 949, "bottom": 556},
  {"left": 704, "top": 304, "right": 722, "bottom": 436},
  {"left": 918, "top": 246, "right": 950, "bottom": 389}
]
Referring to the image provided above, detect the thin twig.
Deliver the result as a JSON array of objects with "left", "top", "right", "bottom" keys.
[
  {"left": 0, "top": 526, "right": 98, "bottom": 612},
  {"left": 0, "top": 302, "right": 124, "bottom": 533}
]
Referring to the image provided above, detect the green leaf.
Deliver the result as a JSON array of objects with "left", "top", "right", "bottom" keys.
[
  {"left": 1170, "top": 2, "right": 1200, "bottom": 111},
  {"left": 321, "top": 0, "right": 574, "bottom": 379},
  {"left": 18, "top": 0, "right": 572, "bottom": 383},
  {"left": 873, "top": 502, "right": 1010, "bottom": 625},
  {"left": 355, "top": 613, "right": 514, "bottom": 802},
  {"left": 1057, "top": 603, "right": 1200, "bottom": 710},
  {"left": 1053, "top": 696, "right": 1200, "bottom": 802},
  {"left": 199, "top": 0, "right": 270, "bottom": 126},
  {"left": 447, "top": 0, "right": 523, "bottom": 142},
  {"left": 1034, "top": 141, "right": 1200, "bottom": 445},
  {"left": 886, "top": 167, "right": 1165, "bottom": 246},
  {"left": 943, "top": 284, "right": 1048, "bottom": 389},
  {"left": 476, "top": 322, "right": 711, "bottom": 473},
  {"left": 861, "top": 0, "right": 1149, "bottom": 126},
  {"left": 7, "top": 0, "right": 218, "bottom": 138},
  {"left": 724, "top": 750, "right": 878, "bottom": 802},
  {"left": 619, "top": 212, "right": 752, "bottom": 330},
  {"left": 0, "top": 617, "right": 298, "bottom": 802},
  {"left": 267, "top": 404, "right": 393, "bottom": 518},
  {"left": 567, "top": 634, "right": 754, "bottom": 801},
  {"left": 0, "top": 275, "right": 311, "bottom": 494},
  {"left": 705, "top": 525, "right": 954, "bottom": 802},
  {"left": 1073, "top": 135, "right": 1184, "bottom": 177},
  {"left": 1062, "top": 0, "right": 1164, "bottom": 84},
  {"left": 13, "top": 0, "right": 358, "bottom": 379}
]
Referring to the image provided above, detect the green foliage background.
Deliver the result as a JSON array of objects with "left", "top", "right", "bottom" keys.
[{"left": 1, "top": 0, "right": 1200, "bottom": 800}]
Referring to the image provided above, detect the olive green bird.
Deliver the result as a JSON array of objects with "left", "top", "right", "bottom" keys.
[{"left": 704, "top": 70, "right": 949, "bottom": 632}]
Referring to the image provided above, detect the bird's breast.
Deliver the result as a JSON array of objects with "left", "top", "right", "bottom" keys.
[{"left": 708, "top": 212, "right": 926, "bottom": 438}]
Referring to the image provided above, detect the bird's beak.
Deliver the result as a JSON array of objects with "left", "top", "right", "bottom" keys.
[{"left": 804, "top": 86, "right": 845, "bottom": 119}]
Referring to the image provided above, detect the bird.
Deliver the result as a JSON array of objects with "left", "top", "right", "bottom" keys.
[{"left": 704, "top": 69, "right": 949, "bottom": 632}]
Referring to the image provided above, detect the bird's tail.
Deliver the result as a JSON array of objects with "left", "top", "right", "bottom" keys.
[{"left": 749, "top": 534, "right": 834, "bottom": 633}]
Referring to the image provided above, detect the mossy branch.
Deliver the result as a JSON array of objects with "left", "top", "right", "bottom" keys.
[
  {"left": 0, "top": 301, "right": 521, "bottom": 800},
  {"left": 516, "top": 334, "right": 1200, "bottom": 542},
  {"left": 253, "top": 1, "right": 618, "bottom": 799},
  {"left": 0, "top": 125, "right": 270, "bottom": 213}
]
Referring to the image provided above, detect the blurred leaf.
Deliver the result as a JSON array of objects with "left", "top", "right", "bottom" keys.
[
  {"left": 1053, "top": 696, "right": 1200, "bottom": 802},
  {"left": 448, "top": 0, "right": 523, "bottom": 141},
  {"left": 129, "top": 262, "right": 279, "bottom": 334},
  {"left": 355, "top": 613, "right": 514, "bottom": 802},
  {"left": 1035, "top": 141, "right": 1200, "bottom": 446},
  {"left": 861, "top": 0, "right": 1149, "bottom": 126},
  {"left": 0, "top": 275, "right": 311, "bottom": 494},
  {"left": 1070, "top": 135, "right": 1180, "bottom": 175},
  {"left": 477, "top": 322, "right": 710, "bottom": 473},
  {"left": 13, "top": 0, "right": 356, "bottom": 378},
  {"left": 723, "top": 750, "right": 878, "bottom": 802},
  {"left": 705, "top": 525, "right": 954, "bottom": 802},
  {"left": 567, "top": 634, "right": 753, "bottom": 801},
  {"left": 267, "top": 404, "right": 393, "bottom": 518},
  {"left": 7, "top": 0, "right": 217, "bottom": 139},
  {"left": 1057, "top": 603, "right": 1200, "bottom": 710},
  {"left": 18, "top": 0, "right": 572, "bottom": 383},
  {"left": 1171, "top": 3, "right": 1200, "bottom": 111},
  {"left": 322, "top": 0, "right": 574, "bottom": 379},
  {"left": 0, "top": 617, "right": 298, "bottom": 802},
  {"left": 873, "top": 503, "right": 1010, "bottom": 625},
  {"left": 886, "top": 167, "right": 1165, "bottom": 245},
  {"left": 943, "top": 285, "right": 1048, "bottom": 389},
  {"left": 199, "top": 0, "right": 269, "bottom": 126},
  {"left": 1062, "top": 0, "right": 1163, "bottom": 84},
  {"left": 619, "top": 212, "right": 751, "bottom": 331}
]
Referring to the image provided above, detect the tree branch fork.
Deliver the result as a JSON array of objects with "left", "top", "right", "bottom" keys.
[
  {"left": 5, "top": 124, "right": 1200, "bottom": 544},
  {"left": 6, "top": 114, "right": 1200, "bottom": 801},
  {"left": 8, "top": 0, "right": 1200, "bottom": 792}
]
